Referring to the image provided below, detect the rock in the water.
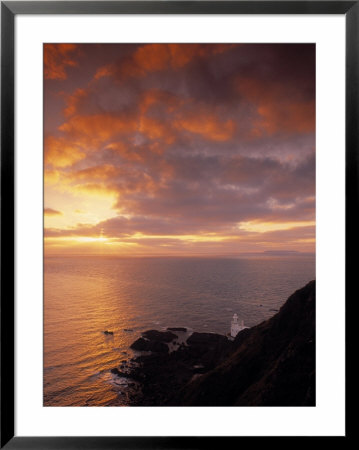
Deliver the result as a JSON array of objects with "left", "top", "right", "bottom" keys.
[
  {"left": 130, "top": 337, "right": 148, "bottom": 351},
  {"left": 167, "top": 327, "right": 187, "bottom": 332},
  {"left": 103, "top": 330, "right": 114, "bottom": 335},
  {"left": 111, "top": 368, "right": 130, "bottom": 378},
  {"left": 125, "top": 281, "right": 315, "bottom": 407},
  {"left": 142, "top": 330, "right": 177, "bottom": 342},
  {"left": 147, "top": 341, "right": 169, "bottom": 353},
  {"left": 130, "top": 337, "right": 169, "bottom": 353}
]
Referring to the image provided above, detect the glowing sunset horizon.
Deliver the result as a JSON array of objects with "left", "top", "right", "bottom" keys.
[{"left": 44, "top": 43, "right": 315, "bottom": 256}]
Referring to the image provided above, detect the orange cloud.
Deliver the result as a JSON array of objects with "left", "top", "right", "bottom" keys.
[
  {"left": 44, "top": 44, "right": 315, "bottom": 257},
  {"left": 256, "top": 102, "right": 315, "bottom": 135},
  {"left": 138, "top": 116, "right": 175, "bottom": 144},
  {"left": 169, "top": 43, "right": 237, "bottom": 68},
  {"left": 94, "top": 45, "right": 171, "bottom": 81},
  {"left": 237, "top": 77, "right": 315, "bottom": 137},
  {"left": 73, "top": 182, "right": 119, "bottom": 197},
  {"left": 63, "top": 88, "right": 88, "bottom": 117},
  {"left": 58, "top": 114, "right": 137, "bottom": 146},
  {"left": 44, "top": 207, "right": 63, "bottom": 216},
  {"left": 44, "top": 221, "right": 315, "bottom": 256},
  {"left": 133, "top": 44, "right": 171, "bottom": 73},
  {"left": 70, "top": 164, "right": 121, "bottom": 182},
  {"left": 174, "top": 113, "right": 235, "bottom": 141},
  {"left": 94, "top": 65, "right": 113, "bottom": 80},
  {"left": 94, "top": 44, "right": 238, "bottom": 81},
  {"left": 44, "top": 44, "right": 78, "bottom": 80},
  {"left": 139, "top": 89, "right": 182, "bottom": 115},
  {"left": 44, "top": 135, "right": 86, "bottom": 168},
  {"left": 58, "top": 111, "right": 173, "bottom": 152},
  {"left": 104, "top": 142, "right": 144, "bottom": 162},
  {"left": 44, "top": 169, "right": 61, "bottom": 184},
  {"left": 61, "top": 161, "right": 162, "bottom": 201}
]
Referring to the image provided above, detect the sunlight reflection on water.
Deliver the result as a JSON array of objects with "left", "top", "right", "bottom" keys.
[{"left": 44, "top": 255, "right": 315, "bottom": 406}]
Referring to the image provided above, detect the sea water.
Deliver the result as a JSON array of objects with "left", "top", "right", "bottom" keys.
[{"left": 44, "top": 255, "right": 315, "bottom": 406}]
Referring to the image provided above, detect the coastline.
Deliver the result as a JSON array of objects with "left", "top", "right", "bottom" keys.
[{"left": 110, "top": 280, "right": 315, "bottom": 407}]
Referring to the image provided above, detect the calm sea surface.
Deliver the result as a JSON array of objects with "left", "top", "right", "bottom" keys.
[{"left": 44, "top": 255, "right": 315, "bottom": 406}]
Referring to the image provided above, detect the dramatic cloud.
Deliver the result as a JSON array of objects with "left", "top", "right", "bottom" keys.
[
  {"left": 94, "top": 44, "right": 236, "bottom": 81},
  {"left": 44, "top": 44, "right": 79, "bottom": 80},
  {"left": 44, "top": 44, "right": 315, "bottom": 255}
]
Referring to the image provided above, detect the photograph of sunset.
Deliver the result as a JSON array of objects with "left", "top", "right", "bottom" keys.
[{"left": 44, "top": 43, "right": 315, "bottom": 406}]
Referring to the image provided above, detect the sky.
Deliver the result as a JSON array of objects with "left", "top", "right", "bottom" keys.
[{"left": 44, "top": 43, "right": 315, "bottom": 256}]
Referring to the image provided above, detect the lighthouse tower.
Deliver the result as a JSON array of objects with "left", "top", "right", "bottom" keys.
[{"left": 230, "top": 313, "right": 246, "bottom": 338}]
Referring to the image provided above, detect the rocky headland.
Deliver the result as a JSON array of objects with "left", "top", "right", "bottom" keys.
[{"left": 111, "top": 280, "right": 315, "bottom": 406}]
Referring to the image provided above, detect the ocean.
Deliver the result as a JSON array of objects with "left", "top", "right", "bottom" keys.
[{"left": 44, "top": 255, "right": 315, "bottom": 406}]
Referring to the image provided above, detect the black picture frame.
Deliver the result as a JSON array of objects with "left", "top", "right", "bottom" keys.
[{"left": 1, "top": 1, "right": 356, "bottom": 447}]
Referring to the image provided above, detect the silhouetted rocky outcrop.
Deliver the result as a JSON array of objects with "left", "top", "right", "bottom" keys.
[
  {"left": 130, "top": 337, "right": 169, "bottom": 353},
  {"left": 124, "top": 281, "right": 315, "bottom": 406},
  {"left": 142, "top": 330, "right": 177, "bottom": 342},
  {"left": 130, "top": 330, "right": 178, "bottom": 354}
]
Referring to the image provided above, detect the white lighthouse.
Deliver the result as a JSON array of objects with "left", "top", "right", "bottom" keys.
[{"left": 230, "top": 313, "right": 247, "bottom": 338}]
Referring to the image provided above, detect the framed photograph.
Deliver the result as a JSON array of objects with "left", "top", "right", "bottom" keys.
[{"left": 1, "top": 1, "right": 355, "bottom": 447}]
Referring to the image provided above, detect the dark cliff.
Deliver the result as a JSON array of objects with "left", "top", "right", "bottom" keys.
[
  {"left": 171, "top": 280, "right": 315, "bottom": 406},
  {"left": 124, "top": 280, "right": 315, "bottom": 406}
]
